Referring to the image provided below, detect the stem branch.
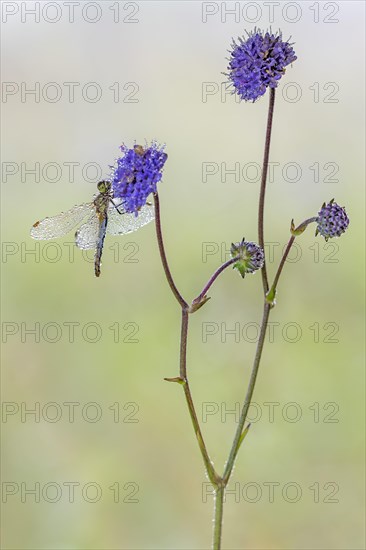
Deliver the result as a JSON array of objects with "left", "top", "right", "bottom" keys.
[
  {"left": 267, "top": 217, "right": 318, "bottom": 303},
  {"left": 268, "top": 235, "right": 295, "bottom": 300},
  {"left": 154, "top": 193, "right": 219, "bottom": 485},
  {"left": 192, "top": 257, "right": 238, "bottom": 308},
  {"left": 180, "top": 308, "right": 220, "bottom": 486}
]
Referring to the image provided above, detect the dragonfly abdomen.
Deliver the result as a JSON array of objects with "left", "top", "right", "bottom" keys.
[{"left": 95, "top": 215, "right": 108, "bottom": 277}]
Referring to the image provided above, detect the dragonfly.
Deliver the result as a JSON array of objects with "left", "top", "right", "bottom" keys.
[{"left": 31, "top": 181, "right": 154, "bottom": 277}]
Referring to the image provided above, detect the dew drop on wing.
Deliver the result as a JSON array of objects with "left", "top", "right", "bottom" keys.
[
  {"left": 30, "top": 204, "right": 94, "bottom": 240},
  {"left": 106, "top": 203, "right": 155, "bottom": 236},
  {"left": 75, "top": 212, "right": 99, "bottom": 250}
]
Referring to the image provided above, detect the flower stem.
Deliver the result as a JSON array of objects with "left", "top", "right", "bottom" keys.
[
  {"left": 154, "top": 204, "right": 220, "bottom": 486},
  {"left": 192, "top": 257, "right": 238, "bottom": 308},
  {"left": 258, "top": 88, "right": 276, "bottom": 296},
  {"left": 223, "top": 302, "right": 271, "bottom": 483},
  {"left": 179, "top": 308, "right": 189, "bottom": 379},
  {"left": 267, "top": 235, "right": 295, "bottom": 304},
  {"left": 267, "top": 217, "right": 318, "bottom": 304},
  {"left": 213, "top": 484, "right": 225, "bottom": 549},
  {"left": 153, "top": 186, "right": 279, "bottom": 547},
  {"left": 153, "top": 192, "right": 188, "bottom": 309},
  {"left": 180, "top": 308, "right": 220, "bottom": 486},
  {"left": 212, "top": 90, "right": 277, "bottom": 539}
]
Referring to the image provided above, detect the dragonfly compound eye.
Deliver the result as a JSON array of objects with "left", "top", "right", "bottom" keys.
[{"left": 97, "top": 181, "right": 110, "bottom": 193}]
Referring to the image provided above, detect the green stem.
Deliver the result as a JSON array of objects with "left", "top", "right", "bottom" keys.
[
  {"left": 223, "top": 302, "right": 271, "bottom": 483},
  {"left": 267, "top": 217, "right": 318, "bottom": 304},
  {"left": 266, "top": 235, "right": 295, "bottom": 305},
  {"left": 213, "top": 484, "right": 225, "bottom": 549},
  {"left": 211, "top": 303, "right": 272, "bottom": 544},
  {"left": 258, "top": 88, "right": 276, "bottom": 296}
]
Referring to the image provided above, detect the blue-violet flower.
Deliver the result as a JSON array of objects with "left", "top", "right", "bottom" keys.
[
  {"left": 111, "top": 142, "right": 167, "bottom": 215},
  {"left": 227, "top": 29, "right": 297, "bottom": 101}
]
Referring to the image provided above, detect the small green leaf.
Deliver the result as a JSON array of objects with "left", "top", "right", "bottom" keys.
[
  {"left": 233, "top": 261, "right": 246, "bottom": 279},
  {"left": 291, "top": 219, "right": 307, "bottom": 236},
  {"left": 164, "top": 376, "right": 186, "bottom": 385},
  {"left": 236, "top": 423, "right": 251, "bottom": 452},
  {"left": 266, "top": 287, "right": 277, "bottom": 307},
  {"left": 189, "top": 295, "right": 211, "bottom": 313}
]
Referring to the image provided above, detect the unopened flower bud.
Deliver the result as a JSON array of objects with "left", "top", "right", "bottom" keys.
[
  {"left": 230, "top": 238, "right": 264, "bottom": 278},
  {"left": 316, "top": 200, "right": 349, "bottom": 241}
]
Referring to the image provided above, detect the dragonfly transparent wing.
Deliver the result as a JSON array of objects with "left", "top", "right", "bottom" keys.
[
  {"left": 31, "top": 203, "right": 94, "bottom": 240},
  {"left": 75, "top": 211, "right": 100, "bottom": 250},
  {"left": 106, "top": 203, "right": 155, "bottom": 235}
]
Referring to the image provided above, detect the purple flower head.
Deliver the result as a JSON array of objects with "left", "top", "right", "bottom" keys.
[
  {"left": 111, "top": 142, "right": 167, "bottom": 215},
  {"left": 227, "top": 29, "right": 297, "bottom": 102},
  {"left": 316, "top": 199, "right": 349, "bottom": 241},
  {"left": 231, "top": 238, "right": 264, "bottom": 278}
]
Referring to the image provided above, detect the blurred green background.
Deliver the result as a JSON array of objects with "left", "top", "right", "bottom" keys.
[{"left": 1, "top": 1, "right": 365, "bottom": 549}]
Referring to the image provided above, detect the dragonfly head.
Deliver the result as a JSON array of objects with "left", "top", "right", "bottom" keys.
[{"left": 97, "top": 180, "right": 111, "bottom": 194}]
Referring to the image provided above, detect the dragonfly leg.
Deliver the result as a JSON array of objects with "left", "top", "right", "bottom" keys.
[{"left": 110, "top": 199, "right": 124, "bottom": 215}]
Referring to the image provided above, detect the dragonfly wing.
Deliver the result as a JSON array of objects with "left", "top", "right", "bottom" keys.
[
  {"left": 75, "top": 212, "right": 100, "bottom": 250},
  {"left": 31, "top": 203, "right": 94, "bottom": 240},
  {"left": 106, "top": 203, "right": 155, "bottom": 236}
]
